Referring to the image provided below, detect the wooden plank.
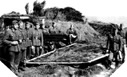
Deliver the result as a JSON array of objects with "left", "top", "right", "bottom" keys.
[
  {"left": 88, "top": 54, "right": 109, "bottom": 63},
  {"left": 26, "top": 61, "right": 87, "bottom": 65},
  {"left": 26, "top": 54, "right": 109, "bottom": 65},
  {"left": 26, "top": 49, "right": 56, "bottom": 62},
  {"left": 26, "top": 43, "right": 76, "bottom": 63},
  {"left": 58, "top": 43, "right": 76, "bottom": 50}
]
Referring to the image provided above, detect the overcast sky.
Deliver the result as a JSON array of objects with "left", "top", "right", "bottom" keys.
[{"left": 0, "top": 0, "right": 127, "bottom": 27}]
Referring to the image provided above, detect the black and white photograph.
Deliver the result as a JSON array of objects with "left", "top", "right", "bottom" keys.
[{"left": 0, "top": 0, "right": 127, "bottom": 77}]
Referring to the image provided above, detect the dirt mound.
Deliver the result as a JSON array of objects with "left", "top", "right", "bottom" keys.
[
  {"left": 45, "top": 20, "right": 99, "bottom": 41},
  {"left": 88, "top": 21, "right": 118, "bottom": 36}
]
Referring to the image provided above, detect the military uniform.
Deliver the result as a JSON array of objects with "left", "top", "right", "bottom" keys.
[
  {"left": 106, "top": 33, "right": 123, "bottom": 67},
  {"left": 25, "top": 27, "right": 33, "bottom": 59},
  {"left": 3, "top": 28, "right": 21, "bottom": 73},
  {"left": 49, "top": 26, "right": 60, "bottom": 34},
  {"left": 118, "top": 24, "right": 125, "bottom": 63},
  {"left": 66, "top": 28, "right": 77, "bottom": 44},
  {"left": 18, "top": 27, "right": 27, "bottom": 71},
  {"left": 42, "top": 28, "right": 49, "bottom": 34},
  {"left": 32, "top": 28, "right": 43, "bottom": 57}
]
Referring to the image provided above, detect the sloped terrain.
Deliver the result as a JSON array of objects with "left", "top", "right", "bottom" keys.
[{"left": 45, "top": 20, "right": 99, "bottom": 41}]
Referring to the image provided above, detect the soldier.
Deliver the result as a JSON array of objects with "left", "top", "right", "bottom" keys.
[
  {"left": 106, "top": 25, "right": 123, "bottom": 68},
  {"left": 42, "top": 23, "right": 49, "bottom": 34},
  {"left": 49, "top": 22, "right": 61, "bottom": 34},
  {"left": 18, "top": 20, "right": 27, "bottom": 71},
  {"left": 32, "top": 22, "right": 43, "bottom": 57},
  {"left": 66, "top": 24, "right": 77, "bottom": 44},
  {"left": 118, "top": 23, "right": 125, "bottom": 63},
  {"left": 3, "top": 20, "right": 21, "bottom": 74},
  {"left": 25, "top": 22, "right": 33, "bottom": 59}
]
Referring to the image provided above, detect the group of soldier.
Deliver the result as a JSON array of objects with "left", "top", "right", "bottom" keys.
[
  {"left": 2, "top": 20, "right": 44, "bottom": 74},
  {"left": 1, "top": 19, "right": 78, "bottom": 75},
  {"left": 106, "top": 23, "right": 125, "bottom": 69}
]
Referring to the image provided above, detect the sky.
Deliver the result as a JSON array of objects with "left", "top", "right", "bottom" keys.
[{"left": 0, "top": 0, "right": 127, "bottom": 27}]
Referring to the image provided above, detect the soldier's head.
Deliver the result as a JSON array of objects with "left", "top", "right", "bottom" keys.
[
  {"left": 25, "top": 21, "right": 31, "bottom": 29},
  {"left": 35, "top": 22, "right": 40, "bottom": 29},
  {"left": 119, "top": 23, "right": 123, "bottom": 31},
  {"left": 12, "top": 20, "right": 18, "bottom": 29},
  {"left": 18, "top": 20, "right": 24, "bottom": 29},
  {"left": 70, "top": 24, "right": 74, "bottom": 29}
]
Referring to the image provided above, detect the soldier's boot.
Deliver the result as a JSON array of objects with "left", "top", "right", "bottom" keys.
[{"left": 18, "top": 62, "right": 26, "bottom": 72}]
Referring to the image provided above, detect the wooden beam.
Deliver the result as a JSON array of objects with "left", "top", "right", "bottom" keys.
[
  {"left": 25, "top": 54, "right": 109, "bottom": 65},
  {"left": 26, "top": 49, "right": 56, "bottom": 62},
  {"left": 88, "top": 54, "right": 109, "bottom": 63},
  {"left": 26, "top": 43, "right": 77, "bottom": 63},
  {"left": 26, "top": 61, "right": 87, "bottom": 65}
]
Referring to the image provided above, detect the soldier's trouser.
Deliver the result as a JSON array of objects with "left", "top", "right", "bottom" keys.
[
  {"left": 40, "top": 47, "right": 44, "bottom": 55},
  {"left": 26, "top": 46, "right": 31, "bottom": 59},
  {"left": 35, "top": 46, "right": 40, "bottom": 57},
  {"left": 19, "top": 49, "right": 26, "bottom": 66},
  {"left": 113, "top": 51, "right": 120, "bottom": 67},
  {"left": 31, "top": 46, "right": 40, "bottom": 57},
  {"left": 122, "top": 47, "right": 125, "bottom": 63},
  {"left": 8, "top": 51, "right": 21, "bottom": 72},
  {"left": 69, "top": 34, "right": 77, "bottom": 44}
]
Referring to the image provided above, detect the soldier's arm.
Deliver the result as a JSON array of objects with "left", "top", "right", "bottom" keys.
[{"left": 3, "top": 30, "right": 12, "bottom": 45}]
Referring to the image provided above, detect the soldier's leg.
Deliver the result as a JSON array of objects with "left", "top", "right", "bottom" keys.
[
  {"left": 27, "top": 46, "right": 32, "bottom": 59},
  {"left": 36, "top": 46, "right": 40, "bottom": 56},
  {"left": 122, "top": 47, "right": 125, "bottom": 63},
  {"left": 114, "top": 51, "right": 120, "bottom": 67},
  {"left": 18, "top": 49, "right": 26, "bottom": 71},
  {"left": 8, "top": 51, "right": 16, "bottom": 72},
  {"left": 40, "top": 47, "right": 44, "bottom": 55},
  {"left": 31, "top": 46, "right": 35, "bottom": 58},
  {"left": 14, "top": 51, "right": 23, "bottom": 73},
  {"left": 69, "top": 34, "right": 72, "bottom": 44}
]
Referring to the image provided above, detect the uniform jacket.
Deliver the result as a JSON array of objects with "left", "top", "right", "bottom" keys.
[
  {"left": 3, "top": 29, "right": 21, "bottom": 52},
  {"left": 19, "top": 29, "right": 27, "bottom": 50},
  {"left": 25, "top": 28, "right": 33, "bottom": 47},
  {"left": 42, "top": 28, "right": 49, "bottom": 34},
  {"left": 49, "top": 27, "right": 60, "bottom": 34},
  {"left": 66, "top": 28, "right": 77, "bottom": 36},
  {"left": 32, "top": 29, "right": 43, "bottom": 46},
  {"left": 107, "top": 34, "right": 123, "bottom": 52}
]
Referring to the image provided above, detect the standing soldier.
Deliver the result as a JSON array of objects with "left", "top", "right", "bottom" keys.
[
  {"left": 118, "top": 23, "right": 125, "bottom": 63},
  {"left": 18, "top": 20, "right": 27, "bottom": 71},
  {"left": 25, "top": 22, "right": 33, "bottom": 59},
  {"left": 49, "top": 22, "right": 60, "bottom": 34},
  {"left": 3, "top": 20, "right": 21, "bottom": 75},
  {"left": 42, "top": 23, "right": 49, "bottom": 34},
  {"left": 106, "top": 25, "right": 123, "bottom": 69},
  {"left": 32, "top": 22, "right": 43, "bottom": 57},
  {"left": 66, "top": 24, "right": 77, "bottom": 44}
]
